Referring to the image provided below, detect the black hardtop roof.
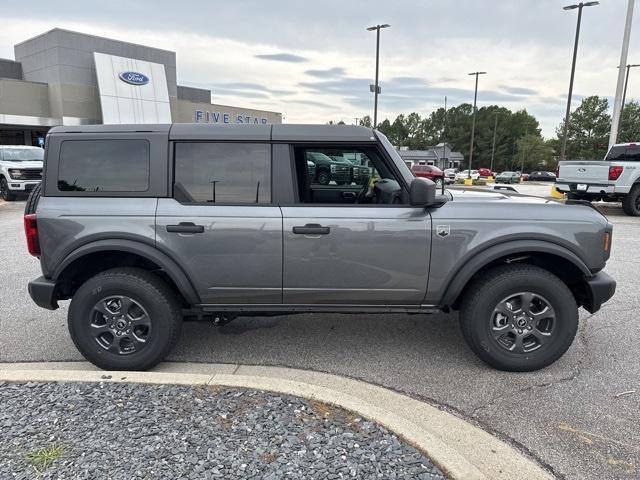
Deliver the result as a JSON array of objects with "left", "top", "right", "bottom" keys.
[{"left": 48, "top": 124, "right": 377, "bottom": 142}]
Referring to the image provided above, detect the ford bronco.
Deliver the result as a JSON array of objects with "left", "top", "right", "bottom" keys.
[{"left": 25, "top": 124, "right": 616, "bottom": 372}]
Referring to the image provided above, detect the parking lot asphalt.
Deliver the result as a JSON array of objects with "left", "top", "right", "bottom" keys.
[{"left": 1, "top": 197, "right": 638, "bottom": 479}]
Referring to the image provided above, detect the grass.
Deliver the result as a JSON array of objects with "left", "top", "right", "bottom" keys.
[{"left": 26, "top": 444, "right": 65, "bottom": 476}]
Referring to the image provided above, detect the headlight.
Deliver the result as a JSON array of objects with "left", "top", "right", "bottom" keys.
[
  {"left": 8, "top": 169, "right": 23, "bottom": 179},
  {"left": 330, "top": 164, "right": 336, "bottom": 172}
]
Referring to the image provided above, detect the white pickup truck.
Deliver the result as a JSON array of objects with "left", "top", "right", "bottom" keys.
[{"left": 555, "top": 143, "right": 640, "bottom": 216}]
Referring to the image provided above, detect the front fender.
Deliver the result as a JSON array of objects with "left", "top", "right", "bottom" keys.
[{"left": 427, "top": 239, "right": 591, "bottom": 307}]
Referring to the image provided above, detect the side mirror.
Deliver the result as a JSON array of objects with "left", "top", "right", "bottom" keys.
[{"left": 410, "top": 177, "right": 436, "bottom": 206}]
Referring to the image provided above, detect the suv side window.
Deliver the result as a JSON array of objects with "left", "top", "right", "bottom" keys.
[
  {"left": 293, "top": 145, "right": 403, "bottom": 205},
  {"left": 174, "top": 142, "right": 271, "bottom": 204},
  {"left": 58, "top": 139, "right": 149, "bottom": 192}
]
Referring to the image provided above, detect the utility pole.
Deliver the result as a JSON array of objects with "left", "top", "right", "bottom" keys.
[
  {"left": 609, "top": 0, "right": 635, "bottom": 147},
  {"left": 490, "top": 112, "right": 498, "bottom": 173},
  {"left": 467, "top": 71, "right": 487, "bottom": 179},
  {"left": 442, "top": 96, "right": 447, "bottom": 170},
  {"left": 367, "top": 24, "right": 390, "bottom": 128},
  {"left": 561, "top": 1, "right": 600, "bottom": 160}
]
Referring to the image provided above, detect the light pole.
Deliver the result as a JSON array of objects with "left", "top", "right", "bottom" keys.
[
  {"left": 560, "top": 1, "right": 599, "bottom": 160},
  {"left": 467, "top": 71, "right": 486, "bottom": 179},
  {"left": 619, "top": 63, "right": 640, "bottom": 120},
  {"left": 367, "top": 24, "right": 390, "bottom": 128},
  {"left": 442, "top": 96, "right": 447, "bottom": 170},
  {"left": 490, "top": 112, "right": 498, "bottom": 174}
]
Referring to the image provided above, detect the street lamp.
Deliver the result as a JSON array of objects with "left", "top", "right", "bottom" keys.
[
  {"left": 560, "top": 1, "right": 600, "bottom": 160},
  {"left": 467, "top": 71, "right": 487, "bottom": 179},
  {"left": 366, "top": 24, "right": 390, "bottom": 128},
  {"left": 619, "top": 63, "right": 640, "bottom": 120}
]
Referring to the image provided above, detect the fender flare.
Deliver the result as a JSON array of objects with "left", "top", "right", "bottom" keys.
[
  {"left": 52, "top": 239, "right": 200, "bottom": 305},
  {"left": 438, "top": 239, "right": 591, "bottom": 307}
]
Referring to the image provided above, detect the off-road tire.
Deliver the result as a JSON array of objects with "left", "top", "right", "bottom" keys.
[
  {"left": 621, "top": 184, "right": 640, "bottom": 216},
  {"left": 459, "top": 264, "right": 579, "bottom": 372},
  {"left": 68, "top": 267, "right": 182, "bottom": 371},
  {"left": 0, "top": 177, "right": 16, "bottom": 201},
  {"left": 24, "top": 182, "right": 42, "bottom": 215}
]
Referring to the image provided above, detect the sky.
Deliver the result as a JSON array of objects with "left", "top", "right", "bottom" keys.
[{"left": 1, "top": 0, "right": 637, "bottom": 138}]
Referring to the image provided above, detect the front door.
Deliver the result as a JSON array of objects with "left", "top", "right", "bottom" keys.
[
  {"left": 156, "top": 141, "right": 282, "bottom": 305},
  {"left": 282, "top": 145, "right": 431, "bottom": 305}
]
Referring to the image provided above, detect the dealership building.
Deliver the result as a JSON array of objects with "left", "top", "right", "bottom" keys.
[{"left": 0, "top": 28, "right": 282, "bottom": 146}]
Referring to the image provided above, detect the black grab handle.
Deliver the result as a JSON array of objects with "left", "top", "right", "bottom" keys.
[
  {"left": 292, "top": 224, "right": 331, "bottom": 235},
  {"left": 166, "top": 222, "right": 205, "bottom": 234}
]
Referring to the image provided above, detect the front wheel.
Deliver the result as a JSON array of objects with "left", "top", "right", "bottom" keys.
[
  {"left": 0, "top": 178, "right": 16, "bottom": 201},
  {"left": 459, "top": 264, "right": 578, "bottom": 372},
  {"left": 316, "top": 170, "right": 330, "bottom": 185},
  {"left": 68, "top": 268, "right": 182, "bottom": 370}
]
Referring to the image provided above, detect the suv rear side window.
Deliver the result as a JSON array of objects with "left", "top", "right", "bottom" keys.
[
  {"left": 58, "top": 139, "right": 149, "bottom": 192},
  {"left": 174, "top": 142, "right": 271, "bottom": 204}
]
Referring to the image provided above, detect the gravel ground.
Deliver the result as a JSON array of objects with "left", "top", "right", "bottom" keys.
[{"left": 0, "top": 381, "right": 446, "bottom": 480}]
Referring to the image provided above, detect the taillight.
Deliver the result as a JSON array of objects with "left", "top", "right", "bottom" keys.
[
  {"left": 555, "top": 165, "right": 560, "bottom": 178},
  {"left": 609, "top": 166, "right": 623, "bottom": 181},
  {"left": 24, "top": 214, "right": 40, "bottom": 257}
]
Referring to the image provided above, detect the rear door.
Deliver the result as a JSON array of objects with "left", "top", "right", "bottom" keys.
[
  {"left": 156, "top": 139, "right": 282, "bottom": 305},
  {"left": 280, "top": 143, "right": 431, "bottom": 305}
]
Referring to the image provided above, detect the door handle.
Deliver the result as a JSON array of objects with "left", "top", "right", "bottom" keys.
[
  {"left": 292, "top": 224, "right": 331, "bottom": 235},
  {"left": 166, "top": 222, "right": 205, "bottom": 234}
]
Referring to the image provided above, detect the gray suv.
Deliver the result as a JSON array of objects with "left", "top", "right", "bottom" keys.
[{"left": 25, "top": 124, "right": 616, "bottom": 372}]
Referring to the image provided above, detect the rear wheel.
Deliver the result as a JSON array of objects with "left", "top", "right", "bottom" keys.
[
  {"left": 68, "top": 267, "right": 182, "bottom": 370},
  {"left": 0, "top": 178, "right": 16, "bottom": 201},
  {"left": 459, "top": 264, "right": 578, "bottom": 372},
  {"left": 24, "top": 182, "right": 42, "bottom": 215},
  {"left": 622, "top": 184, "right": 640, "bottom": 216}
]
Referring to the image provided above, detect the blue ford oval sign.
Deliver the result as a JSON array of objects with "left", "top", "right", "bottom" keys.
[{"left": 118, "top": 71, "right": 150, "bottom": 86}]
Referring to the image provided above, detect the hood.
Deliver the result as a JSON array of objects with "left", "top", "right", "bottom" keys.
[
  {"left": 447, "top": 188, "right": 555, "bottom": 205},
  {"left": 1, "top": 160, "right": 44, "bottom": 169}
]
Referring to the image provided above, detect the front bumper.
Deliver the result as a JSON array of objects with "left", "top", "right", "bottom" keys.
[
  {"left": 28, "top": 276, "right": 59, "bottom": 310},
  {"left": 583, "top": 271, "right": 616, "bottom": 314},
  {"left": 6, "top": 179, "right": 40, "bottom": 192}
]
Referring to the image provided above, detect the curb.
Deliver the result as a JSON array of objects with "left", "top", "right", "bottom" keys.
[{"left": 0, "top": 362, "right": 553, "bottom": 480}]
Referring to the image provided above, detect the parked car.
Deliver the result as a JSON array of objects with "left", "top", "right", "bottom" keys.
[
  {"left": 411, "top": 164, "right": 444, "bottom": 185},
  {"left": 555, "top": 142, "right": 640, "bottom": 216},
  {"left": 305, "top": 151, "right": 351, "bottom": 185},
  {"left": 443, "top": 168, "right": 458, "bottom": 184},
  {"left": 25, "top": 123, "right": 615, "bottom": 373},
  {"left": 0, "top": 145, "right": 44, "bottom": 201},
  {"left": 528, "top": 171, "right": 557, "bottom": 182},
  {"left": 477, "top": 168, "right": 493, "bottom": 178},
  {"left": 455, "top": 169, "right": 480, "bottom": 181},
  {"left": 495, "top": 171, "right": 520, "bottom": 184}
]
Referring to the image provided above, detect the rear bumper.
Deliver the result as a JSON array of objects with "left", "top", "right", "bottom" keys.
[
  {"left": 555, "top": 182, "right": 615, "bottom": 195},
  {"left": 583, "top": 271, "right": 616, "bottom": 314},
  {"left": 28, "top": 276, "right": 59, "bottom": 310}
]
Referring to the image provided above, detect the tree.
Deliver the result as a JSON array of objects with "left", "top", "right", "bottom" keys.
[
  {"left": 556, "top": 95, "right": 611, "bottom": 160},
  {"left": 618, "top": 100, "right": 640, "bottom": 143},
  {"left": 516, "top": 134, "right": 555, "bottom": 172},
  {"left": 359, "top": 115, "right": 372, "bottom": 128}
]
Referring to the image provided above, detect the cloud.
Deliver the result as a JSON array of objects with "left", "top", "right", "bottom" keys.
[
  {"left": 254, "top": 53, "right": 308, "bottom": 63},
  {"left": 305, "top": 67, "right": 346, "bottom": 78},
  {"left": 500, "top": 85, "right": 538, "bottom": 96}
]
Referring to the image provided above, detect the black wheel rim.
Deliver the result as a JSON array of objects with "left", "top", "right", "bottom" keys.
[
  {"left": 490, "top": 292, "right": 556, "bottom": 354},
  {"left": 90, "top": 296, "right": 152, "bottom": 355}
]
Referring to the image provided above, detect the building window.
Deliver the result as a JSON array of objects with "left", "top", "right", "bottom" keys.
[
  {"left": 58, "top": 139, "right": 150, "bottom": 192},
  {"left": 174, "top": 142, "right": 271, "bottom": 204}
]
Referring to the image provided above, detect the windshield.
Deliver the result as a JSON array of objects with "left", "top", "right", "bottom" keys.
[
  {"left": 374, "top": 131, "right": 415, "bottom": 186},
  {"left": 1, "top": 148, "right": 44, "bottom": 162}
]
